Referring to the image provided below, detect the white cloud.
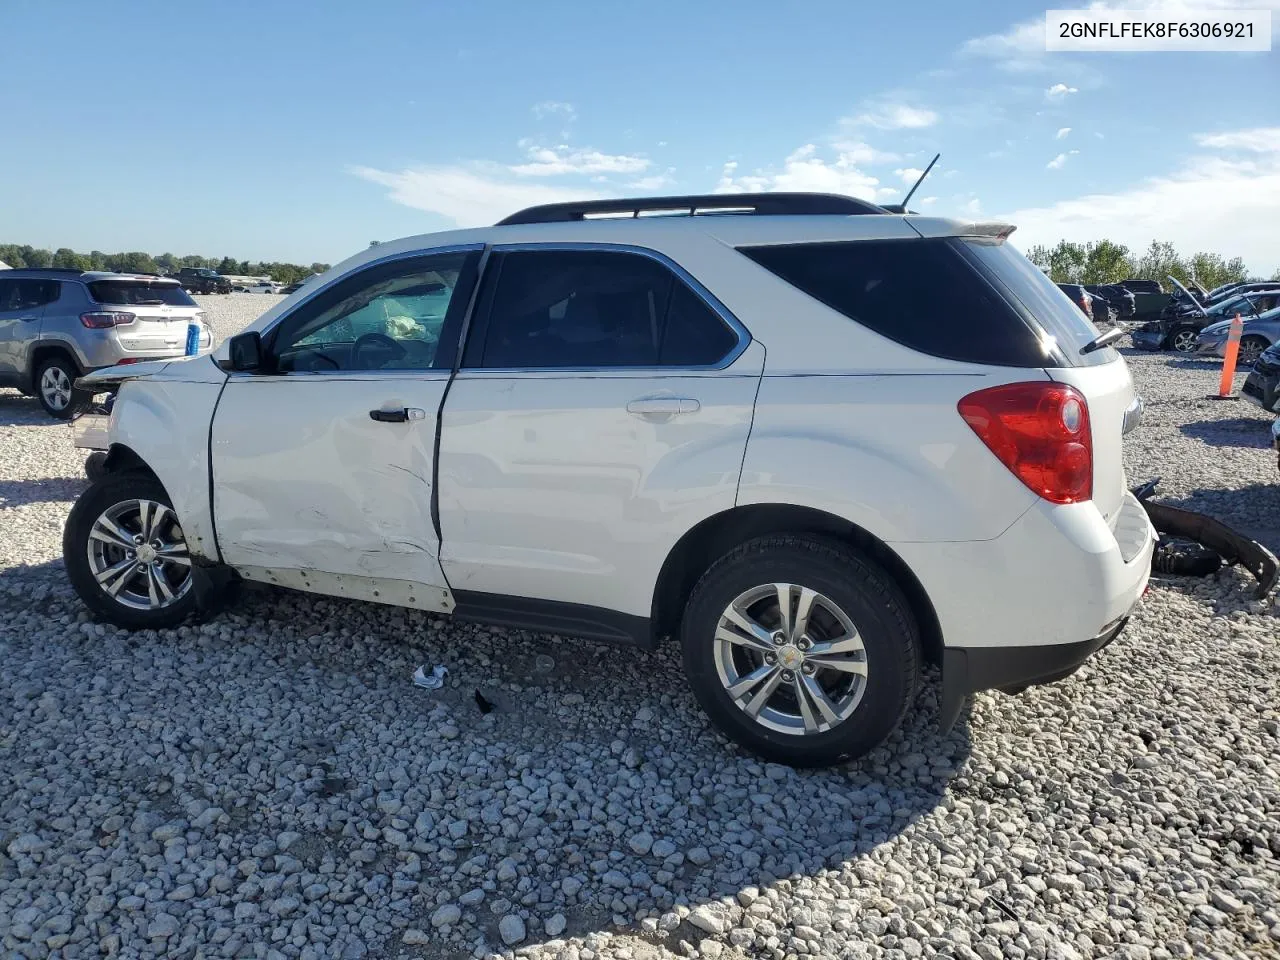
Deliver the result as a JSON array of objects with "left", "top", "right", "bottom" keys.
[
  {"left": 963, "top": 198, "right": 982, "bottom": 216},
  {"left": 350, "top": 164, "right": 601, "bottom": 227},
  {"left": 1003, "top": 128, "right": 1280, "bottom": 274},
  {"left": 831, "top": 139, "right": 901, "bottom": 165},
  {"left": 715, "top": 144, "right": 884, "bottom": 200},
  {"left": 1056, "top": 127, "right": 1072, "bottom": 140},
  {"left": 895, "top": 167, "right": 925, "bottom": 185},
  {"left": 1046, "top": 83, "right": 1079, "bottom": 99},
  {"left": 510, "top": 144, "right": 650, "bottom": 177},
  {"left": 920, "top": 196, "right": 938, "bottom": 206},
  {"left": 1094, "top": 131, "right": 1105, "bottom": 139},
  {"left": 1195, "top": 127, "right": 1280, "bottom": 153},
  {"left": 1047, "top": 153, "right": 1069, "bottom": 170},
  {"left": 850, "top": 101, "right": 938, "bottom": 130},
  {"left": 626, "top": 174, "right": 675, "bottom": 191},
  {"left": 532, "top": 101, "right": 576, "bottom": 120}
]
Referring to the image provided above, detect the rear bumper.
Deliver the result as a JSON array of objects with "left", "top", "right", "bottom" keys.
[
  {"left": 1243, "top": 368, "right": 1280, "bottom": 412},
  {"left": 939, "top": 616, "right": 1130, "bottom": 731}
]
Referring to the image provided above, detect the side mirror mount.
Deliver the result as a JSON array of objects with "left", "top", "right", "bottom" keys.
[{"left": 227, "top": 331, "right": 264, "bottom": 372}]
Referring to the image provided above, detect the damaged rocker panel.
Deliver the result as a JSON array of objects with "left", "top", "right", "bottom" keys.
[{"left": 234, "top": 566, "right": 455, "bottom": 613}]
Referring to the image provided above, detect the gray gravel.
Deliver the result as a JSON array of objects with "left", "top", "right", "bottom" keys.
[{"left": 1, "top": 301, "right": 1278, "bottom": 959}]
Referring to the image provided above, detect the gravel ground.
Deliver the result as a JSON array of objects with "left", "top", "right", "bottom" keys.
[{"left": 1, "top": 297, "right": 1278, "bottom": 960}]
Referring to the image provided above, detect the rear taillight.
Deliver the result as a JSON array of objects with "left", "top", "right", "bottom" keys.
[
  {"left": 958, "top": 382, "right": 1093, "bottom": 504},
  {"left": 1079, "top": 296, "right": 1092, "bottom": 319},
  {"left": 80, "top": 311, "right": 136, "bottom": 328}
]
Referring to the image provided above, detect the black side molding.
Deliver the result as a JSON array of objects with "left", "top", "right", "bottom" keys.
[
  {"left": 451, "top": 591, "right": 654, "bottom": 651},
  {"left": 938, "top": 618, "right": 1129, "bottom": 733}
]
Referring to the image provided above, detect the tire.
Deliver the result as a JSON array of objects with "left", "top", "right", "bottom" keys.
[
  {"left": 84, "top": 451, "right": 108, "bottom": 481},
  {"left": 63, "top": 471, "right": 197, "bottom": 629},
  {"left": 35, "top": 355, "right": 90, "bottom": 419},
  {"left": 680, "top": 536, "right": 919, "bottom": 767},
  {"left": 1169, "top": 328, "right": 1198, "bottom": 353},
  {"left": 1237, "top": 336, "right": 1268, "bottom": 368}
]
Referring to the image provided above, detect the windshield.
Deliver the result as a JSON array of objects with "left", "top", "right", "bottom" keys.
[{"left": 88, "top": 280, "right": 197, "bottom": 307}]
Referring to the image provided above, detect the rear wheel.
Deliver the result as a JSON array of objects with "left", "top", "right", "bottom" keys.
[
  {"left": 63, "top": 472, "right": 196, "bottom": 629},
  {"left": 36, "top": 355, "right": 90, "bottom": 419},
  {"left": 1237, "top": 336, "right": 1268, "bottom": 367},
  {"left": 680, "top": 536, "right": 919, "bottom": 767}
]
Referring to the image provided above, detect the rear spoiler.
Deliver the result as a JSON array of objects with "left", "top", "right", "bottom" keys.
[{"left": 904, "top": 218, "right": 1017, "bottom": 241}]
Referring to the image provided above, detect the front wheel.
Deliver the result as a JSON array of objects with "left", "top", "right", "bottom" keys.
[
  {"left": 1168, "top": 328, "right": 1198, "bottom": 353},
  {"left": 680, "top": 536, "right": 919, "bottom": 767},
  {"left": 1237, "top": 336, "right": 1268, "bottom": 367},
  {"left": 63, "top": 472, "right": 197, "bottom": 629}
]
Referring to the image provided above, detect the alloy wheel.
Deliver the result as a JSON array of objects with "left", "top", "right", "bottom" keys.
[
  {"left": 712, "top": 582, "right": 869, "bottom": 735},
  {"left": 40, "top": 366, "right": 73, "bottom": 411},
  {"left": 86, "top": 499, "right": 193, "bottom": 611},
  {"left": 1171, "top": 330, "right": 1197, "bottom": 353},
  {"left": 1237, "top": 340, "right": 1264, "bottom": 367}
]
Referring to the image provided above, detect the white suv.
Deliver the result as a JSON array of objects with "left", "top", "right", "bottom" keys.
[{"left": 63, "top": 193, "right": 1154, "bottom": 767}]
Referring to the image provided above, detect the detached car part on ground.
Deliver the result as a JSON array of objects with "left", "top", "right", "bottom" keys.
[{"left": 62, "top": 192, "right": 1157, "bottom": 768}]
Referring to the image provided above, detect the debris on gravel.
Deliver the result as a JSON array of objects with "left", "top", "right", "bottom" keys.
[{"left": 1, "top": 306, "right": 1278, "bottom": 958}]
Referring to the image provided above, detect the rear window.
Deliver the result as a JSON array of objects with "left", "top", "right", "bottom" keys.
[
  {"left": 88, "top": 280, "right": 196, "bottom": 307},
  {"left": 739, "top": 238, "right": 1059, "bottom": 367},
  {"left": 959, "top": 239, "right": 1114, "bottom": 367}
]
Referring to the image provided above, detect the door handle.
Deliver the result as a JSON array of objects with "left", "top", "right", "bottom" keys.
[
  {"left": 17, "top": 316, "right": 39, "bottom": 322},
  {"left": 626, "top": 397, "right": 700, "bottom": 420},
  {"left": 369, "top": 407, "right": 426, "bottom": 423}
]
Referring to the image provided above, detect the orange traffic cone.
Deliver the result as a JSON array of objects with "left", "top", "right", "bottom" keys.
[{"left": 1207, "top": 313, "right": 1244, "bottom": 400}]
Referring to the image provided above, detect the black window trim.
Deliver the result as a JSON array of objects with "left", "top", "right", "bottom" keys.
[
  {"left": 458, "top": 242, "right": 751, "bottom": 374},
  {"left": 241, "top": 243, "right": 486, "bottom": 379}
]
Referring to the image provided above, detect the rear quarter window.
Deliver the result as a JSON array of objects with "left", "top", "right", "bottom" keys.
[
  {"left": 88, "top": 280, "right": 197, "bottom": 307},
  {"left": 739, "top": 238, "right": 1060, "bottom": 367},
  {"left": 959, "top": 239, "right": 1115, "bottom": 367}
]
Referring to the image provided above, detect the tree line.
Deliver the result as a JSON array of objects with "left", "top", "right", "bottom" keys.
[
  {"left": 1026, "top": 238, "right": 1280, "bottom": 289},
  {"left": 0, "top": 244, "right": 330, "bottom": 285}
]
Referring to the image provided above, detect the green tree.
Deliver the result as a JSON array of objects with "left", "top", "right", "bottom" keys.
[
  {"left": 310, "top": 262, "right": 330, "bottom": 275},
  {"left": 216, "top": 256, "right": 239, "bottom": 275},
  {"left": 155, "top": 253, "right": 179, "bottom": 275},
  {"left": 1133, "top": 241, "right": 1187, "bottom": 285},
  {"left": 26, "top": 248, "right": 53, "bottom": 268},
  {"left": 1271, "top": 267, "right": 1280, "bottom": 282},
  {"left": 1080, "top": 240, "right": 1134, "bottom": 284},
  {"left": 52, "top": 247, "right": 92, "bottom": 271},
  {"left": 1027, "top": 240, "right": 1088, "bottom": 283},
  {"left": 0, "top": 244, "right": 26, "bottom": 267},
  {"left": 1186, "top": 252, "right": 1248, "bottom": 290},
  {"left": 88, "top": 250, "right": 107, "bottom": 271}
]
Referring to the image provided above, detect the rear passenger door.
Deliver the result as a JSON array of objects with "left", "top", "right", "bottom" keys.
[
  {"left": 0, "top": 279, "right": 55, "bottom": 380},
  {"left": 436, "top": 245, "right": 764, "bottom": 623}
]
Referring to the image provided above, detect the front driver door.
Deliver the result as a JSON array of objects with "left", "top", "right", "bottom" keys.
[{"left": 210, "top": 246, "right": 481, "bottom": 612}]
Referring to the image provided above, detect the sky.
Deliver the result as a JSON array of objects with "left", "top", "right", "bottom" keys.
[{"left": 2, "top": 0, "right": 1278, "bottom": 273}]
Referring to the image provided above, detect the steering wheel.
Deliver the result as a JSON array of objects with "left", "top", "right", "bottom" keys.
[{"left": 351, "top": 332, "right": 408, "bottom": 370}]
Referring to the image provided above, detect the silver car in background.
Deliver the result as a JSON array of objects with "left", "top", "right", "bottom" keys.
[
  {"left": 0, "top": 269, "right": 212, "bottom": 417},
  {"left": 1195, "top": 304, "right": 1280, "bottom": 367}
]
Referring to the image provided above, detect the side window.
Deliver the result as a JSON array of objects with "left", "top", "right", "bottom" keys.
[
  {"left": 268, "top": 251, "right": 478, "bottom": 373},
  {"left": 468, "top": 249, "right": 739, "bottom": 369},
  {"left": 0, "top": 279, "right": 58, "bottom": 310}
]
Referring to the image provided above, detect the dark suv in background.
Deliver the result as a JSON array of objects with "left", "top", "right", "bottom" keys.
[{"left": 176, "top": 267, "right": 231, "bottom": 295}]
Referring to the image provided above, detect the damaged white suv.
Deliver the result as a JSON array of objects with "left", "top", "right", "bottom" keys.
[{"left": 63, "top": 193, "right": 1154, "bottom": 767}]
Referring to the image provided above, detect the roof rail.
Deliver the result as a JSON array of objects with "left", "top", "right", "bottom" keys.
[
  {"left": 6, "top": 266, "right": 86, "bottom": 275},
  {"left": 496, "top": 192, "right": 887, "bottom": 226}
]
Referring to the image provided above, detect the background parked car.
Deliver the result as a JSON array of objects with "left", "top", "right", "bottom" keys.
[
  {"left": 1056, "top": 283, "right": 1097, "bottom": 322},
  {"left": 0, "top": 268, "right": 211, "bottom": 417},
  {"left": 277, "top": 275, "right": 319, "bottom": 295},
  {"left": 1243, "top": 339, "right": 1280, "bottom": 412},
  {"left": 1085, "top": 284, "right": 1136, "bottom": 322},
  {"left": 1132, "top": 289, "right": 1280, "bottom": 353},
  {"left": 1195, "top": 304, "right": 1280, "bottom": 366},
  {"left": 1120, "top": 279, "right": 1172, "bottom": 323},
  {"left": 176, "top": 267, "right": 231, "bottom": 295}
]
